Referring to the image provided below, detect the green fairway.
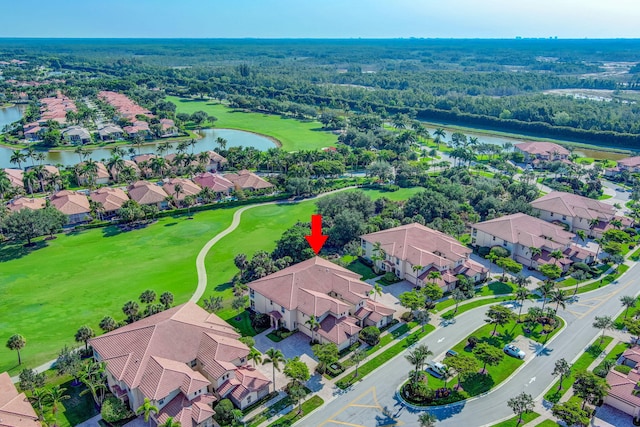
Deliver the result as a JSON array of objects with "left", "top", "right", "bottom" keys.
[
  {"left": 1, "top": 188, "right": 419, "bottom": 373},
  {"left": 166, "top": 96, "right": 338, "bottom": 151},
  {"left": 0, "top": 208, "right": 237, "bottom": 374}
]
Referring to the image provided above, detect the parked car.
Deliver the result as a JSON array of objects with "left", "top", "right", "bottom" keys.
[
  {"left": 504, "top": 344, "right": 525, "bottom": 359},
  {"left": 445, "top": 349, "right": 458, "bottom": 357},
  {"left": 426, "top": 361, "right": 448, "bottom": 378}
]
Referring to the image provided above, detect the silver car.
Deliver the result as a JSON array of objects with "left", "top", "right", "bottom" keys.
[{"left": 504, "top": 344, "right": 525, "bottom": 359}]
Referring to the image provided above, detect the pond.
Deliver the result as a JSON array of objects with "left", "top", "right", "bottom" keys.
[
  {"left": 0, "top": 104, "right": 25, "bottom": 132},
  {"left": 0, "top": 128, "right": 276, "bottom": 168}
]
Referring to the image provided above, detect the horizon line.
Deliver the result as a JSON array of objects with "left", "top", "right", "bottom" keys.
[{"left": 0, "top": 36, "right": 639, "bottom": 41}]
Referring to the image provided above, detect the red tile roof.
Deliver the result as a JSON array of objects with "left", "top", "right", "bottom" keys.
[
  {"left": 224, "top": 170, "right": 273, "bottom": 190},
  {"left": 50, "top": 190, "right": 90, "bottom": 215},
  {"left": 0, "top": 372, "right": 40, "bottom": 427},
  {"left": 7, "top": 197, "right": 46, "bottom": 212},
  {"left": 90, "top": 187, "right": 130, "bottom": 212},
  {"left": 474, "top": 213, "right": 575, "bottom": 250},
  {"left": 162, "top": 178, "right": 201, "bottom": 201},
  {"left": 193, "top": 173, "right": 234, "bottom": 193},
  {"left": 127, "top": 181, "right": 169, "bottom": 205},
  {"left": 531, "top": 191, "right": 616, "bottom": 221},
  {"left": 515, "top": 141, "right": 570, "bottom": 156},
  {"left": 156, "top": 394, "right": 217, "bottom": 427},
  {"left": 3, "top": 169, "right": 23, "bottom": 189}
]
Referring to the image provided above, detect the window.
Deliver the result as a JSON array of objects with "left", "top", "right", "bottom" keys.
[
  {"left": 562, "top": 216, "right": 567, "bottom": 220},
  {"left": 159, "top": 398, "right": 165, "bottom": 405},
  {"left": 248, "top": 396, "right": 252, "bottom": 404},
  {"left": 502, "top": 242, "right": 507, "bottom": 247},
  {"left": 250, "top": 300, "right": 255, "bottom": 310},
  {"left": 250, "top": 289, "right": 254, "bottom": 298},
  {"left": 472, "top": 229, "right": 477, "bottom": 236},
  {"left": 550, "top": 212, "right": 554, "bottom": 217},
  {"left": 492, "top": 236, "right": 496, "bottom": 241},
  {"left": 270, "top": 300, "right": 273, "bottom": 305},
  {"left": 281, "top": 306, "right": 285, "bottom": 314}
]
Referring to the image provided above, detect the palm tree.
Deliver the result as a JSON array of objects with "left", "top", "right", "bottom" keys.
[
  {"left": 537, "top": 281, "right": 554, "bottom": 310},
  {"left": 24, "top": 147, "right": 36, "bottom": 166},
  {"left": 433, "top": 127, "right": 446, "bottom": 150},
  {"left": 515, "top": 287, "right": 530, "bottom": 318},
  {"left": 575, "top": 229, "right": 587, "bottom": 243},
  {"left": 248, "top": 347, "right": 262, "bottom": 367},
  {"left": 405, "top": 344, "right": 433, "bottom": 377},
  {"left": 528, "top": 247, "right": 541, "bottom": 269},
  {"left": 412, "top": 264, "right": 423, "bottom": 278},
  {"left": 351, "top": 348, "right": 366, "bottom": 378},
  {"left": 427, "top": 271, "right": 442, "bottom": 287},
  {"left": 136, "top": 398, "right": 159, "bottom": 426},
  {"left": 370, "top": 283, "right": 383, "bottom": 301},
  {"left": 22, "top": 170, "right": 38, "bottom": 196},
  {"left": 159, "top": 417, "right": 181, "bottom": 427},
  {"left": 122, "top": 300, "right": 140, "bottom": 323},
  {"left": 589, "top": 218, "right": 601, "bottom": 235},
  {"left": 571, "top": 270, "right": 587, "bottom": 296},
  {"left": 610, "top": 219, "right": 623, "bottom": 230},
  {"left": 452, "top": 289, "right": 466, "bottom": 314},
  {"left": 216, "top": 137, "right": 227, "bottom": 151},
  {"left": 10, "top": 150, "right": 27, "bottom": 169},
  {"left": 75, "top": 325, "right": 95, "bottom": 351},
  {"left": 6, "top": 334, "right": 26, "bottom": 365},
  {"left": 621, "top": 296, "right": 637, "bottom": 319},
  {"left": 160, "top": 291, "right": 174, "bottom": 309},
  {"left": 46, "top": 385, "right": 70, "bottom": 426},
  {"left": 29, "top": 388, "right": 48, "bottom": 418},
  {"left": 263, "top": 348, "right": 285, "bottom": 392},
  {"left": 107, "top": 154, "right": 125, "bottom": 182},
  {"left": 549, "top": 289, "right": 567, "bottom": 314},
  {"left": 550, "top": 250, "right": 564, "bottom": 267},
  {"left": 418, "top": 413, "right": 437, "bottom": 427},
  {"left": 305, "top": 315, "right": 320, "bottom": 342},
  {"left": 99, "top": 316, "right": 118, "bottom": 333}
]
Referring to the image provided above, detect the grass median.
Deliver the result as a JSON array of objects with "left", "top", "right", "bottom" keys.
[
  {"left": 490, "top": 412, "right": 540, "bottom": 427},
  {"left": 544, "top": 336, "right": 613, "bottom": 403}
]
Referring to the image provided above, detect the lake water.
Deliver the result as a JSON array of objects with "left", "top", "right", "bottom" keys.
[
  {"left": 420, "top": 123, "right": 627, "bottom": 160},
  {"left": 0, "top": 104, "right": 25, "bottom": 132},
  {"left": 0, "top": 128, "right": 275, "bottom": 168}
]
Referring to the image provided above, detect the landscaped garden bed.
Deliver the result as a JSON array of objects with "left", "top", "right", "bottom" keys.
[{"left": 400, "top": 309, "right": 563, "bottom": 406}]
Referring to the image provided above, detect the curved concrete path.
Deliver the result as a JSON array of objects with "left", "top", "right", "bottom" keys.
[{"left": 190, "top": 187, "right": 357, "bottom": 303}]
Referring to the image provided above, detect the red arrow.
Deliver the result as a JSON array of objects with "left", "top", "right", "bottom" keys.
[{"left": 305, "top": 214, "right": 328, "bottom": 255}]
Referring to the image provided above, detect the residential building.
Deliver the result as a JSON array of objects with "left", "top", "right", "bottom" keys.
[
  {"left": 50, "top": 190, "right": 91, "bottom": 224},
  {"left": 127, "top": 181, "right": 169, "bottom": 209},
  {"left": 605, "top": 345, "right": 640, "bottom": 421},
  {"left": 248, "top": 257, "right": 395, "bottom": 351},
  {"left": 162, "top": 178, "right": 201, "bottom": 202},
  {"left": 124, "top": 121, "right": 151, "bottom": 139},
  {"left": 361, "top": 223, "right": 488, "bottom": 292},
  {"left": 515, "top": 141, "right": 570, "bottom": 164},
  {"left": 23, "top": 123, "right": 44, "bottom": 141},
  {"left": 39, "top": 93, "right": 76, "bottom": 124},
  {"left": 62, "top": 126, "right": 92, "bottom": 145},
  {"left": 89, "top": 302, "right": 270, "bottom": 423},
  {"left": 7, "top": 197, "right": 46, "bottom": 213},
  {"left": 98, "top": 91, "right": 153, "bottom": 121},
  {"left": 530, "top": 191, "right": 630, "bottom": 238},
  {"left": 617, "top": 157, "right": 640, "bottom": 173},
  {"left": 193, "top": 173, "right": 234, "bottom": 196},
  {"left": 3, "top": 168, "right": 23, "bottom": 190},
  {"left": 77, "top": 162, "right": 110, "bottom": 186},
  {"left": 472, "top": 213, "right": 594, "bottom": 272},
  {"left": 0, "top": 371, "right": 40, "bottom": 427},
  {"left": 90, "top": 187, "right": 130, "bottom": 218},
  {"left": 159, "top": 118, "right": 179, "bottom": 136},
  {"left": 98, "top": 124, "right": 124, "bottom": 141},
  {"left": 202, "top": 151, "right": 227, "bottom": 172},
  {"left": 109, "top": 159, "right": 140, "bottom": 181},
  {"left": 224, "top": 170, "right": 273, "bottom": 191}
]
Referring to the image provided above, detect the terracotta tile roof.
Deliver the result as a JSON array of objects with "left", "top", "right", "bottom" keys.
[
  {"left": 204, "top": 151, "right": 227, "bottom": 166},
  {"left": 618, "top": 156, "right": 640, "bottom": 168},
  {"left": 224, "top": 170, "right": 273, "bottom": 190},
  {"left": 7, "top": 197, "right": 46, "bottom": 212},
  {"left": 0, "top": 372, "right": 40, "bottom": 427},
  {"left": 515, "top": 141, "right": 570, "bottom": 156},
  {"left": 229, "top": 367, "right": 271, "bottom": 402},
  {"left": 362, "top": 223, "right": 471, "bottom": 269},
  {"left": 156, "top": 394, "right": 217, "bottom": 427},
  {"left": 50, "top": 190, "right": 90, "bottom": 215},
  {"left": 623, "top": 346, "right": 640, "bottom": 365},
  {"left": 248, "top": 257, "right": 368, "bottom": 312},
  {"left": 78, "top": 162, "right": 110, "bottom": 182},
  {"left": 364, "top": 300, "right": 395, "bottom": 323},
  {"left": 110, "top": 159, "right": 140, "bottom": 178},
  {"left": 298, "top": 288, "right": 351, "bottom": 317},
  {"left": 193, "top": 173, "right": 234, "bottom": 193},
  {"left": 162, "top": 178, "right": 201, "bottom": 201},
  {"left": 606, "top": 368, "right": 640, "bottom": 408},
  {"left": 318, "top": 315, "right": 361, "bottom": 347},
  {"left": 90, "top": 303, "right": 240, "bottom": 395},
  {"left": 90, "top": 187, "right": 129, "bottom": 212},
  {"left": 473, "top": 213, "right": 575, "bottom": 249},
  {"left": 133, "top": 154, "right": 157, "bottom": 164},
  {"left": 138, "top": 356, "right": 210, "bottom": 400},
  {"left": 4, "top": 169, "right": 23, "bottom": 188},
  {"left": 98, "top": 91, "right": 152, "bottom": 119},
  {"left": 531, "top": 191, "right": 615, "bottom": 221},
  {"left": 127, "top": 181, "right": 169, "bottom": 205}
]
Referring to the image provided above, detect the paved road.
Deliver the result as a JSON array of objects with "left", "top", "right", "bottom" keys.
[{"left": 301, "top": 262, "right": 640, "bottom": 427}]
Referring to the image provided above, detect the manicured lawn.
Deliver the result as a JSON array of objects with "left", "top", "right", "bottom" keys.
[
  {"left": 558, "top": 264, "right": 609, "bottom": 289},
  {"left": 441, "top": 296, "right": 513, "bottom": 319},
  {"left": 544, "top": 336, "right": 613, "bottom": 403},
  {"left": 593, "top": 341, "right": 629, "bottom": 373},
  {"left": 226, "top": 310, "right": 264, "bottom": 337},
  {"left": 345, "top": 186, "right": 425, "bottom": 201},
  {"left": 534, "top": 420, "right": 560, "bottom": 427},
  {"left": 344, "top": 259, "right": 378, "bottom": 280},
  {"left": 266, "top": 395, "right": 324, "bottom": 427},
  {"left": 630, "top": 246, "right": 640, "bottom": 261},
  {"left": 575, "top": 265, "right": 629, "bottom": 294},
  {"left": 614, "top": 301, "right": 639, "bottom": 329},
  {"left": 597, "top": 194, "right": 613, "bottom": 200},
  {"left": 476, "top": 281, "right": 516, "bottom": 297},
  {"left": 1, "top": 187, "right": 416, "bottom": 373},
  {"left": 490, "top": 412, "right": 540, "bottom": 427},
  {"left": 0, "top": 209, "right": 237, "bottom": 374},
  {"left": 167, "top": 96, "right": 337, "bottom": 151}
]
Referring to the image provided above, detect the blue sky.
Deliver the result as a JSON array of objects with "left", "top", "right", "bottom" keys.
[{"left": 2, "top": 0, "right": 639, "bottom": 38}]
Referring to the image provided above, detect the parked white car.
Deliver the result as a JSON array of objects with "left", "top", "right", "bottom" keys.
[
  {"left": 426, "top": 361, "right": 448, "bottom": 378},
  {"left": 503, "top": 344, "right": 525, "bottom": 359}
]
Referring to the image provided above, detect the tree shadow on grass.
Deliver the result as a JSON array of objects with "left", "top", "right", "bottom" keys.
[
  {"left": 101, "top": 225, "right": 122, "bottom": 237},
  {"left": 0, "top": 240, "right": 47, "bottom": 262},
  {"left": 460, "top": 372, "right": 494, "bottom": 396},
  {"left": 214, "top": 281, "right": 233, "bottom": 293}
]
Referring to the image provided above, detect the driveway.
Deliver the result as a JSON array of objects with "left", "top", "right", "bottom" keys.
[{"left": 254, "top": 330, "right": 318, "bottom": 390}]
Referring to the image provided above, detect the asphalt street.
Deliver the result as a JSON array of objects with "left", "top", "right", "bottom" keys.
[{"left": 300, "top": 261, "right": 640, "bottom": 427}]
